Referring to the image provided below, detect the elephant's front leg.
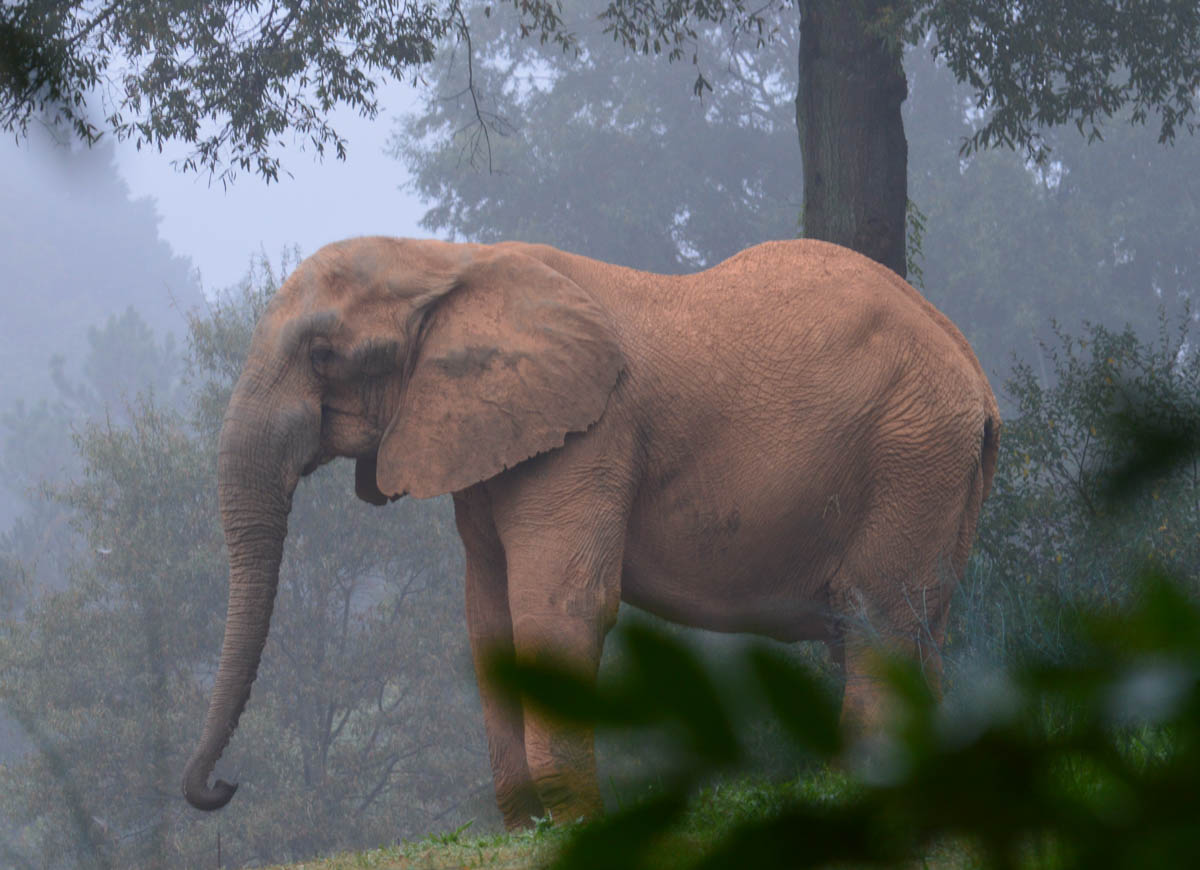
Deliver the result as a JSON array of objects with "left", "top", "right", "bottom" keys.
[
  {"left": 510, "top": 610, "right": 611, "bottom": 823},
  {"left": 501, "top": 520, "right": 624, "bottom": 824},
  {"left": 455, "top": 491, "right": 546, "bottom": 830}
]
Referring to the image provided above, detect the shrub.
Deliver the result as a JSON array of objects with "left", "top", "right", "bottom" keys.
[{"left": 954, "top": 314, "right": 1200, "bottom": 670}]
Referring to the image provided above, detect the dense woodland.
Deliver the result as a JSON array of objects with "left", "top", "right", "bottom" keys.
[{"left": 2, "top": 1, "right": 1200, "bottom": 867}]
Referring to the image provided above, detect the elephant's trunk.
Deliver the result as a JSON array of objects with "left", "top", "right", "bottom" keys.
[{"left": 183, "top": 373, "right": 317, "bottom": 811}]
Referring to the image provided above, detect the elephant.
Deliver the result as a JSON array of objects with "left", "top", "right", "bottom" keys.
[{"left": 182, "top": 236, "right": 1000, "bottom": 828}]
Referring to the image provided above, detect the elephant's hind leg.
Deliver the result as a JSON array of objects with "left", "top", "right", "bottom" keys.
[
  {"left": 829, "top": 501, "right": 964, "bottom": 731},
  {"left": 454, "top": 490, "right": 546, "bottom": 830}
]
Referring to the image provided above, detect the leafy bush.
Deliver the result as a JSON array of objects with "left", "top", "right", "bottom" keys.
[{"left": 955, "top": 315, "right": 1200, "bottom": 670}]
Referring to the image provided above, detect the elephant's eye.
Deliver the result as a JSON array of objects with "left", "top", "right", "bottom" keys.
[{"left": 310, "top": 346, "right": 335, "bottom": 375}]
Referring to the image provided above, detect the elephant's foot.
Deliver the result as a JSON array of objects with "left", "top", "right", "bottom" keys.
[
  {"left": 525, "top": 722, "right": 605, "bottom": 825},
  {"left": 498, "top": 780, "right": 547, "bottom": 830},
  {"left": 533, "top": 768, "right": 604, "bottom": 825},
  {"left": 828, "top": 669, "right": 896, "bottom": 782},
  {"left": 840, "top": 675, "right": 891, "bottom": 735}
]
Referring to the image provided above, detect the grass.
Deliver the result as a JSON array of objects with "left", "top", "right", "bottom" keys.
[
  {"left": 264, "top": 768, "right": 985, "bottom": 870},
  {"left": 267, "top": 747, "right": 1176, "bottom": 870},
  {"left": 268, "top": 823, "right": 567, "bottom": 870},
  {"left": 263, "top": 774, "right": 837, "bottom": 870}
]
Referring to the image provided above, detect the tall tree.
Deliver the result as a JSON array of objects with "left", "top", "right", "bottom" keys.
[{"left": 794, "top": 0, "right": 907, "bottom": 272}]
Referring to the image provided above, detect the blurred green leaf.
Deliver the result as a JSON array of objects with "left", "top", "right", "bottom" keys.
[
  {"left": 620, "top": 625, "right": 742, "bottom": 765},
  {"left": 1102, "top": 409, "right": 1200, "bottom": 503},
  {"left": 489, "top": 652, "right": 635, "bottom": 727},
  {"left": 748, "top": 646, "right": 841, "bottom": 758},
  {"left": 532, "top": 568, "right": 1200, "bottom": 870},
  {"left": 550, "top": 793, "right": 688, "bottom": 870}
]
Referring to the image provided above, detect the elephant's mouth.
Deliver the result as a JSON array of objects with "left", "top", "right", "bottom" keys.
[
  {"left": 300, "top": 445, "right": 399, "bottom": 506},
  {"left": 354, "top": 451, "right": 401, "bottom": 505},
  {"left": 300, "top": 452, "right": 335, "bottom": 477}
]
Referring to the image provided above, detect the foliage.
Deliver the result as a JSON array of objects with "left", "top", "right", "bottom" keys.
[
  {"left": 594, "top": 0, "right": 1200, "bottom": 165},
  {"left": 0, "top": 256, "right": 488, "bottom": 868},
  {"left": 9, "top": 0, "right": 1193, "bottom": 187},
  {"left": 597, "top": 0, "right": 792, "bottom": 96},
  {"left": 905, "top": 46, "right": 1200, "bottom": 380},
  {"left": 0, "top": 0, "right": 577, "bottom": 183},
  {"left": 961, "top": 316, "right": 1200, "bottom": 669},
  {"left": 393, "top": 0, "right": 800, "bottom": 273},
  {"left": 915, "top": 0, "right": 1200, "bottom": 163},
  {"left": 0, "top": 399, "right": 223, "bottom": 869}
]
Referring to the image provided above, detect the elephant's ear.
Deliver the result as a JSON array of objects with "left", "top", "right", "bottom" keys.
[{"left": 376, "top": 249, "right": 624, "bottom": 499}]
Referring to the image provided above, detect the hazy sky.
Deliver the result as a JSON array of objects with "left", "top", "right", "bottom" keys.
[{"left": 112, "top": 81, "right": 429, "bottom": 293}]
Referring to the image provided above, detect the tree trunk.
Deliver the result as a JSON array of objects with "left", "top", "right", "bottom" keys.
[{"left": 796, "top": 0, "right": 909, "bottom": 278}]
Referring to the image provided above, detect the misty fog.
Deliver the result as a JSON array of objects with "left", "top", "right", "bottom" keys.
[{"left": 2, "top": 4, "right": 1199, "bottom": 868}]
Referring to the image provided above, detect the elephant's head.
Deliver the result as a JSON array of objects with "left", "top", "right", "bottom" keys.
[{"left": 182, "top": 237, "right": 623, "bottom": 810}]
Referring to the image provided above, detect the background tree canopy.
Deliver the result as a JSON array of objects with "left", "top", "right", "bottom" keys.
[
  {"left": 393, "top": 6, "right": 801, "bottom": 274},
  {"left": 0, "top": 129, "right": 201, "bottom": 409},
  {"left": 4, "top": 0, "right": 1197, "bottom": 276},
  {"left": 903, "top": 46, "right": 1200, "bottom": 378}
]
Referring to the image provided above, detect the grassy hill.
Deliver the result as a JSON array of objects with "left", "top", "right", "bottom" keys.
[{"left": 265, "top": 772, "right": 978, "bottom": 870}]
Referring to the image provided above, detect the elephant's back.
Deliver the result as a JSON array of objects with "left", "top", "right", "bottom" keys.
[
  {"left": 698, "top": 239, "right": 970, "bottom": 353},
  {"left": 501, "top": 237, "right": 997, "bottom": 431},
  {"left": 685, "top": 239, "right": 995, "bottom": 415}
]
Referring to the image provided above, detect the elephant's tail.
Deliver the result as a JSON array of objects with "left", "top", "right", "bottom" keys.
[
  {"left": 950, "top": 409, "right": 1001, "bottom": 583},
  {"left": 979, "top": 412, "right": 1000, "bottom": 504}
]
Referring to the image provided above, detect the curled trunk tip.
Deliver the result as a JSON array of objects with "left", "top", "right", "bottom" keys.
[{"left": 182, "top": 757, "right": 239, "bottom": 811}]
